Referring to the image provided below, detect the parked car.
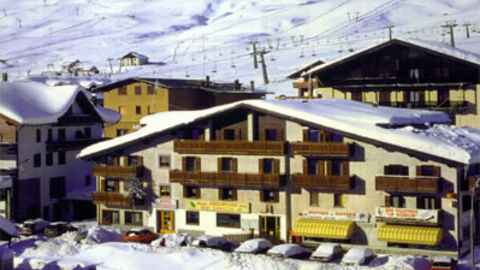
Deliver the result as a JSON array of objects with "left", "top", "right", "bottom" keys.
[
  {"left": 341, "top": 247, "right": 375, "bottom": 266},
  {"left": 122, "top": 228, "right": 158, "bottom": 244},
  {"left": 191, "top": 235, "right": 233, "bottom": 251},
  {"left": 44, "top": 222, "right": 78, "bottom": 238},
  {"left": 430, "top": 256, "right": 457, "bottom": 270},
  {"left": 266, "top": 243, "right": 312, "bottom": 259},
  {"left": 18, "top": 219, "right": 49, "bottom": 236},
  {"left": 234, "top": 238, "right": 273, "bottom": 254},
  {"left": 152, "top": 233, "right": 193, "bottom": 248},
  {"left": 310, "top": 243, "right": 344, "bottom": 262}
]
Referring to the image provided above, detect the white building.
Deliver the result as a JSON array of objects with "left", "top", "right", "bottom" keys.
[
  {"left": 0, "top": 81, "right": 120, "bottom": 221},
  {"left": 120, "top": 52, "right": 149, "bottom": 67}
]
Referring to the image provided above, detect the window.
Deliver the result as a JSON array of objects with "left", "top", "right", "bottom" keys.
[
  {"left": 463, "top": 195, "right": 472, "bottom": 212},
  {"left": 147, "top": 85, "right": 155, "bottom": 95},
  {"left": 265, "top": 129, "right": 277, "bottom": 141},
  {"left": 84, "top": 127, "right": 91, "bottom": 139},
  {"left": 118, "top": 87, "right": 127, "bottom": 95},
  {"left": 184, "top": 186, "right": 200, "bottom": 198},
  {"left": 58, "top": 129, "right": 66, "bottom": 141},
  {"left": 186, "top": 211, "right": 199, "bottom": 225},
  {"left": 331, "top": 133, "right": 343, "bottom": 142},
  {"left": 102, "top": 210, "right": 119, "bottom": 225},
  {"left": 49, "top": 176, "right": 66, "bottom": 199},
  {"left": 191, "top": 129, "right": 201, "bottom": 140},
  {"left": 216, "top": 213, "right": 240, "bottom": 228},
  {"left": 46, "top": 152, "right": 53, "bottom": 166},
  {"left": 36, "top": 129, "right": 41, "bottom": 143},
  {"left": 308, "top": 159, "right": 318, "bottom": 175},
  {"left": 116, "top": 129, "right": 128, "bottom": 136},
  {"left": 135, "top": 106, "right": 142, "bottom": 115},
  {"left": 418, "top": 165, "right": 436, "bottom": 177},
  {"left": 85, "top": 175, "right": 91, "bottom": 186},
  {"left": 334, "top": 193, "right": 344, "bottom": 207},
  {"left": 391, "top": 195, "right": 405, "bottom": 208},
  {"left": 129, "top": 156, "right": 141, "bottom": 166},
  {"left": 34, "top": 153, "right": 41, "bottom": 167},
  {"left": 263, "top": 159, "right": 274, "bottom": 174},
  {"left": 185, "top": 157, "right": 197, "bottom": 172},
  {"left": 261, "top": 190, "right": 279, "bottom": 203},
  {"left": 223, "top": 129, "right": 235, "bottom": 140},
  {"left": 309, "top": 191, "right": 319, "bottom": 206},
  {"left": 159, "top": 184, "right": 171, "bottom": 198},
  {"left": 134, "top": 86, "right": 142, "bottom": 95},
  {"left": 219, "top": 188, "right": 237, "bottom": 200},
  {"left": 417, "top": 196, "right": 440, "bottom": 209},
  {"left": 221, "top": 158, "right": 233, "bottom": 172},
  {"left": 125, "top": 211, "right": 143, "bottom": 225},
  {"left": 158, "top": 155, "right": 171, "bottom": 169},
  {"left": 308, "top": 129, "right": 319, "bottom": 142},
  {"left": 105, "top": 179, "right": 117, "bottom": 192},
  {"left": 331, "top": 160, "right": 343, "bottom": 176},
  {"left": 118, "top": 106, "right": 127, "bottom": 115},
  {"left": 75, "top": 130, "right": 84, "bottom": 139},
  {"left": 384, "top": 165, "right": 408, "bottom": 176},
  {"left": 58, "top": 151, "right": 66, "bottom": 164},
  {"left": 48, "top": 129, "right": 52, "bottom": 141}
]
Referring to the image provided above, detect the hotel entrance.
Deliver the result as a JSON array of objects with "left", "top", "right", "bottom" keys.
[
  {"left": 157, "top": 210, "right": 174, "bottom": 233},
  {"left": 260, "top": 216, "right": 280, "bottom": 242}
]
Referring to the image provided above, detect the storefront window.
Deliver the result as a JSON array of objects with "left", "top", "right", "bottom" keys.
[
  {"left": 125, "top": 211, "right": 143, "bottom": 226},
  {"left": 186, "top": 211, "right": 199, "bottom": 225},
  {"left": 216, "top": 213, "right": 240, "bottom": 228}
]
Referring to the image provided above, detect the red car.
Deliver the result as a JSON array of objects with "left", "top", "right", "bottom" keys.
[{"left": 122, "top": 228, "right": 158, "bottom": 244}]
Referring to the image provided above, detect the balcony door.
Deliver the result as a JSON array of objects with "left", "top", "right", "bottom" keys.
[{"left": 157, "top": 210, "right": 175, "bottom": 234}]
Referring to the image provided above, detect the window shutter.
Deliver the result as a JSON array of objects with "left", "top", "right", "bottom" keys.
[
  {"left": 385, "top": 195, "right": 391, "bottom": 207},
  {"left": 183, "top": 186, "right": 187, "bottom": 198},
  {"left": 274, "top": 159, "right": 280, "bottom": 174},
  {"left": 182, "top": 157, "right": 187, "bottom": 171},
  {"left": 277, "top": 129, "right": 284, "bottom": 141},
  {"left": 218, "top": 188, "right": 224, "bottom": 200},
  {"left": 259, "top": 129, "right": 265, "bottom": 141},
  {"left": 114, "top": 181, "right": 119, "bottom": 192},
  {"left": 235, "top": 129, "right": 241, "bottom": 140},
  {"left": 259, "top": 190, "right": 265, "bottom": 202},
  {"left": 195, "top": 157, "right": 201, "bottom": 172},
  {"left": 199, "top": 133, "right": 205, "bottom": 141},
  {"left": 303, "top": 159, "right": 308, "bottom": 174},
  {"left": 259, "top": 159, "right": 264, "bottom": 175},
  {"left": 434, "top": 166, "right": 441, "bottom": 177},
  {"left": 303, "top": 129, "right": 309, "bottom": 142},
  {"left": 232, "top": 189, "right": 238, "bottom": 200},
  {"left": 124, "top": 156, "right": 129, "bottom": 166},
  {"left": 101, "top": 179, "right": 105, "bottom": 192},
  {"left": 216, "top": 130, "right": 222, "bottom": 141},
  {"left": 326, "top": 161, "right": 332, "bottom": 175},
  {"left": 416, "top": 166, "right": 422, "bottom": 176},
  {"left": 113, "top": 157, "right": 119, "bottom": 166},
  {"left": 196, "top": 188, "right": 201, "bottom": 199},
  {"left": 318, "top": 160, "right": 324, "bottom": 176},
  {"left": 273, "top": 191, "right": 279, "bottom": 202},
  {"left": 342, "top": 161, "right": 349, "bottom": 176},
  {"left": 217, "top": 158, "right": 222, "bottom": 172},
  {"left": 232, "top": 158, "right": 238, "bottom": 172},
  {"left": 137, "top": 156, "right": 143, "bottom": 166}
]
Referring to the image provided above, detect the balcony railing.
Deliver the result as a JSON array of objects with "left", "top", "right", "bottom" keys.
[
  {"left": 291, "top": 174, "right": 353, "bottom": 190},
  {"left": 170, "top": 170, "right": 285, "bottom": 188},
  {"left": 92, "top": 164, "right": 144, "bottom": 178},
  {"left": 46, "top": 138, "right": 105, "bottom": 152},
  {"left": 375, "top": 176, "right": 441, "bottom": 194},
  {"left": 291, "top": 142, "right": 351, "bottom": 157},
  {"left": 174, "top": 140, "right": 285, "bottom": 155},
  {"left": 92, "top": 192, "right": 132, "bottom": 207}
]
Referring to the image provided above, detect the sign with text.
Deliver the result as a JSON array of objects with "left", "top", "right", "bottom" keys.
[
  {"left": 307, "top": 209, "right": 369, "bottom": 223},
  {"left": 375, "top": 206, "right": 439, "bottom": 224},
  {"left": 186, "top": 199, "right": 249, "bottom": 213},
  {"left": 152, "top": 199, "right": 177, "bottom": 209}
]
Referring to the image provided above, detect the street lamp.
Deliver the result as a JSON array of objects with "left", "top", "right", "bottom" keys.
[{"left": 470, "top": 178, "right": 480, "bottom": 269}]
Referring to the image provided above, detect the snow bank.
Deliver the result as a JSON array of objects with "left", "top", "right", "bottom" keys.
[
  {"left": 83, "top": 226, "right": 122, "bottom": 244},
  {"left": 151, "top": 233, "right": 193, "bottom": 248}
]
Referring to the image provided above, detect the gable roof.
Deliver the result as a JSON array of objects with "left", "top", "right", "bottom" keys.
[
  {"left": 301, "top": 38, "right": 480, "bottom": 77},
  {"left": 122, "top": 52, "right": 148, "bottom": 59},
  {"left": 286, "top": 59, "right": 325, "bottom": 79},
  {"left": 0, "top": 81, "right": 120, "bottom": 125},
  {"left": 77, "top": 98, "right": 480, "bottom": 165}
]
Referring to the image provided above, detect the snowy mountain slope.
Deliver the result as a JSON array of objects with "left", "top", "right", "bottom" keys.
[{"left": 1, "top": 0, "right": 480, "bottom": 96}]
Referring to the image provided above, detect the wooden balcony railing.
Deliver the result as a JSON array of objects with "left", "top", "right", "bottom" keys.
[
  {"left": 170, "top": 170, "right": 285, "bottom": 188},
  {"left": 92, "top": 192, "right": 132, "bottom": 207},
  {"left": 291, "top": 174, "right": 353, "bottom": 190},
  {"left": 174, "top": 140, "right": 285, "bottom": 155},
  {"left": 92, "top": 164, "right": 144, "bottom": 178},
  {"left": 291, "top": 142, "right": 351, "bottom": 157},
  {"left": 375, "top": 176, "right": 441, "bottom": 194}
]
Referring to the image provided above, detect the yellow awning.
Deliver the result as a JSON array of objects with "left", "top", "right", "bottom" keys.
[
  {"left": 293, "top": 218, "right": 355, "bottom": 240},
  {"left": 378, "top": 224, "right": 443, "bottom": 246}
]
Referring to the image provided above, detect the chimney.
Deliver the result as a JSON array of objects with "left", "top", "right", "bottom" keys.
[
  {"left": 1, "top": 73, "right": 7, "bottom": 82},
  {"left": 205, "top": 75, "right": 210, "bottom": 86},
  {"left": 234, "top": 79, "right": 240, "bottom": 90},
  {"left": 250, "top": 80, "right": 255, "bottom": 91}
]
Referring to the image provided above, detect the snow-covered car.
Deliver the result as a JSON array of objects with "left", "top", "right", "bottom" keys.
[
  {"left": 18, "top": 219, "right": 49, "bottom": 236},
  {"left": 44, "top": 222, "right": 78, "bottom": 238},
  {"left": 430, "top": 256, "right": 457, "bottom": 270},
  {"left": 266, "top": 243, "right": 312, "bottom": 259},
  {"left": 234, "top": 238, "right": 273, "bottom": 254},
  {"left": 341, "top": 247, "right": 374, "bottom": 266},
  {"left": 152, "top": 233, "right": 193, "bottom": 248},
  {"left": 191, "top": 235, "right": 233, "bottom": 251},
  {"left": 310, "top": 243, "right": 344, "bottom": 262},
  {"left": 122, "top": 228, "right": 158, "bottom": 244}
]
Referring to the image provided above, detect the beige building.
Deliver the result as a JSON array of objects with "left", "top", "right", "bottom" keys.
[{"left": 79, "top": 99, "right": 480, "bottom": 258}]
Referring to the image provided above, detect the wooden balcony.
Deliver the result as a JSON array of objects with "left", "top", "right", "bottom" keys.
[
  {"left": 92, "top": 192, "right": 132, "bottom": 207},
  {"left": 174, "top": 140, "right": 285, "bottom": 155},
  {"left": 92, "top": 164, "right": 144, "bottom": 178},
  {"left": 291, "top": 142, "right": 351, "bottom": 157},
  {"left": 291, "top": 174, "right": 353, "bottom": 190},
  {"left": 375, "top": 176, "right": 441, "bottom": 194},
  {"left": 170, "top": 170, "right": 285, "bottom": 188}
]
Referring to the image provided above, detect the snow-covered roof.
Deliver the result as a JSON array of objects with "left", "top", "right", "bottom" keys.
[
  {"left": 0, "top": 160, "right": 16, "bottom": 171},
  {"left": 122, "top": 52, "right": 148, "bottom": 59},
  {"left": 304, "top": 38, "right": 480, "bottom": 76},
  {"left": 79, "top": 98, "right": 480, "bottom": 165},
  {"left": 0, "top": 81, "right": 120, "bottom": 125}
]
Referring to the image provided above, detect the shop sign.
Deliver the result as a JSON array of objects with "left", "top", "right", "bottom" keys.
[
  {"left": 186, "top": 199, "right": 249, "bottom": 213},
  {"left": 375, "top": 206, "right": 439, "bottom": 224},
  {"left": 152, "top": 198, "right": 177, "bottom": 209},
  {"left": 307, "top": 209, "right": 369, "bottom": 222}
]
